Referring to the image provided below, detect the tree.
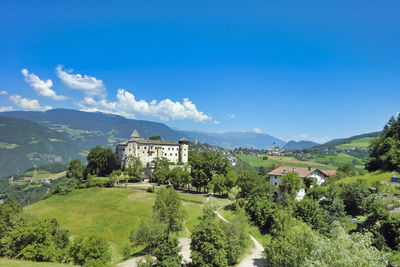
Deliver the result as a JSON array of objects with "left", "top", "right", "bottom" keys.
[
  {"left": 125, "top": 157, "right": 145, "bottom": 182},
  {"left": 66, "top": 159, "right": 85, "bottom": 184},
  {"left": 237, "top": 170, "right": 267, "bottom": 198},
  {"left": 153, "top": 187, "right": 186, "bottom": 234},
  {"left": 149, "top": 135, "right": 162, "bottom": 140},
  {"left": 69, "top": 235, "right": 111, "bottom": 267},
  {"left": 191, "top": 212, "right": 228, "bottom": 267},
  {"left": 86, "top": 146, "right": 118, "bottom": 177},
  {"left": 209, "top": 173, "right": 227, "bottom": 195},
  {"left": 279, "top": 172, "right": 303, "bottom": 198},
  {"left": 337, "top": 163, "right": 357, "bottom": 176},
  {"left": 154, "top": 168, "right": 169, "bottom": 184},
  {"left": 151, "top": 157, "right": 170, "bottom": 171},
  {"left": 258, "top": 166, "right": 267, "bottom": 176},
  {"left": 367, "top": 114, "right": 400, "bottom": 172},
  {"left": 222, "top": 211, "right": 249, "bottom": 265},
  {"left": 293, "top": 198, "right": 329, "bottom": 234},
  {"left": 153, "top": 235, "right": 182, "bottom": 267},
  {"left": 339, "top": 181, "right": 369, "bottom": 216}
]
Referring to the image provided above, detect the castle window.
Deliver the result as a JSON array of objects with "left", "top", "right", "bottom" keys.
[
  {"left": 175, "top": 153, "right": 177, "bottom": 156},
  {"left": 170, "top": 153, "right": 172, "bottom": 156}
]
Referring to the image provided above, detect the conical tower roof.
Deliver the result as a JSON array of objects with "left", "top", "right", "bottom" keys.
[{"left": 130, "top": 129, "right": 141, "bottom": 139}]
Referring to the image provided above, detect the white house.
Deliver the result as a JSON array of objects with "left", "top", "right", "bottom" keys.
[{"left": 268, "top": 166, "right": 335, "bottom": 199}]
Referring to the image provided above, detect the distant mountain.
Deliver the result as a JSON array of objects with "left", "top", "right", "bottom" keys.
[
  {"left": 0, "top": 116, "right": 83, "bottom": 177},
  {"left": 283, "top": 140, "right": 319, "bottom": 150},
  {"left": 0, "top": 109, "right": 286, "bottom": 150},
  {"left": 182, "top": 130, "right": 286, "bottom": 149}
]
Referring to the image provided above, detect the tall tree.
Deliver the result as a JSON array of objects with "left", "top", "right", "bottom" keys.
[
  {"left": 86, "top": 146, "right": 118, "bottom": 176},
  {"left": 367, "top": 114, "right": 400, "bottom": 172}
]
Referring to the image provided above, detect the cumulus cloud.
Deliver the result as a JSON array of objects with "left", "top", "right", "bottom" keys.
[
  {"left": 0, "top": 106, "right": 13, "bottom": 112},
  {"left": 56, "top": 65, "right": 106, "bottom": 98},
  {"left": 227, "top": 113, "right": 235, "bottom": 119},
  {"left": 0, "top": 90, "right": 7, "bottom": 95},
  {"left": 21, "top": 69, "right": 66, "bottom": 100},
  {"left": 9, "top": 95, "right": 52, "bottom": 111},
  {"left": 310, "top": 135, "right": 331, "bottom": 144},
  {"left": 214, "top": 120, "right": 220, "bottom": 125},
  {"left": 78, "top": 89, "right": 211, "bottom": 122},
  {"left": 253, "top": 127, "right": 262, "bottom": 133}
]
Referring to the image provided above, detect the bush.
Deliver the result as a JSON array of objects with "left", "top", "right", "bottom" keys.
[{"left": 69, "top": 235, "right": 111, "bottom": 267}]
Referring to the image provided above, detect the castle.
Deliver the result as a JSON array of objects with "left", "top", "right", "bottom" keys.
[{"left": 116, "top": 129, "right": 189, "bottom": 170}]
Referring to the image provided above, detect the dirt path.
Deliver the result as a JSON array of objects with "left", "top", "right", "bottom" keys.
[{"left": 215, "top": 211, "right": 267, "bottom": 267}]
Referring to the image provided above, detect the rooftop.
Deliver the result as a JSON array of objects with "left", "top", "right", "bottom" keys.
[{"left": 268, "top": 165, "right": 318, "bottom": 178}]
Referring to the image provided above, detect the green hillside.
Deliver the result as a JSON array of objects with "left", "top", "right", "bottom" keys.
[
  {"left": 0, "top": 116, "right": 83, "bottom": 177},
  {"left": 24, "top": 187, "right": 229, "bottom": 263},
  {"left": 238, "top": 154, "right": 336, "bottom": 170},
  {"left": 335, "top": 137, "right": 373, "bottom": 149}
]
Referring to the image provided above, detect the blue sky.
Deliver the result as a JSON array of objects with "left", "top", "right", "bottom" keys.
[{"left": 0, "top": 0, "right": 399, "bottom": 143}]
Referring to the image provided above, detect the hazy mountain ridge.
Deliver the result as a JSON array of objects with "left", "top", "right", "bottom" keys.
[
  {"left": 283, "top": 140, "right": 320, "bottom": 150},
  {"left": 1, "top": 109, "right": 286, "bottom": 150},
  {"left": 0, "top": 116, "right": 83, "bottom": 177}
]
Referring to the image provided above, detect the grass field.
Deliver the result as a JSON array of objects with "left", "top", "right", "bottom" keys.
[
  {"left": 238, "top": 154, "right": 336, "bottom": 170},
  {"left": 14, "top": 171, "right": 66, "bottom": 185},
  {"left": 0, "top": 258, "right": 73, "bottom": 267},
  {"left": 335, "top": 137, "right": 373, "bottom": 149},
  {"left": 313, "top": 153, "right": 365, "bottom": 169},
  {"left": 24, "top": 186, "right": 230, "bottom": 264},
  {"left": 333, "top": 171, "right": 395, "bottom": 185}
]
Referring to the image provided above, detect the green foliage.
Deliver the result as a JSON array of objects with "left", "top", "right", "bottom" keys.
[
  {"left": 86, "top": 146, "right": 118, "bottom": 177},
  {"left": 245, "top": 196, "right": 277, "bottom": 234},
  {"left": 66, "top": 159, "right": 85, "bottom": 184},
  {"left": 189, "top": 150, "right": 230, "bottom": 192},
  {"left": 339, "top": 181, "right": 370, "bottom": 216},
  {"left": 153, "top": 187, "right": 186, "bottom": 234},
  {"left": 237, "top": 170, "right": 268, "bottom": 198},
  {"left": 190, "top": 213, "right": 228, "bottom": 267},
  {"left": 279, "top": 172, "right": 303, "bottom": 198},
  {"left": 367, "top": 114, "right": 400, "bottom": 172},
  {"left": 69, "top": 235, "right": 111, "bottom": 267},
  {"left": 148, "top": 135, "right": 162, "bottom": 140},
  {"left": 293, "top": 198, "right": 329, "bottom": 234},
  {"left": 154, "top": 168, "right": 169, "bottom": 184},
  {"left": 0, "top": 199, "right": 70, "bottom": 264},
  {"left": 266, "top": 221, "right": 389, "bottom": 267},
  {"left": 130, "top": 219, "right": 166, "bottom": 253},
  {"left": 125, "top": 157, "right": 145, "bottom": 181},
  {"left": 151, "top": 157, "right": 170, "bottom": 171},
  {"left": 222, "top": 211, "right": 250, "bottom": 265},
  {"left": 337, "top": 163, "right": 357, "bottom": 176},
  {"left": 153, "top": 234, "right": 182, "bottom": 267}
]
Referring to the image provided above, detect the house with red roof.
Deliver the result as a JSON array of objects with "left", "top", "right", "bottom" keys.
[{"left": 268, "top": 166, "right": 336, "bottom": 198}]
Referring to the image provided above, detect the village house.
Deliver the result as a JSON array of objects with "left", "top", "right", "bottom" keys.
[
  {"left": 116, "top": 129, "right": 189, "bottom": 172},
  {"left": 268, "top": 165, "right": 336, "bottom": 199}
]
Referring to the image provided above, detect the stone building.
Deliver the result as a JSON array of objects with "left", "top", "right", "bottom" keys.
[{"left": 116, "top": 129, "right": 189, "bottom": 171}]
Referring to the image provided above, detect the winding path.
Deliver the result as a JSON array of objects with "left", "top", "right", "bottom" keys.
[{"left": 215, "top": 211, "right": 267, "bottom": 267}]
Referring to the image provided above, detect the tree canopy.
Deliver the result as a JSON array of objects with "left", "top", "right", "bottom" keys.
[{"left": 367, "top": 114, "right": 400, "bottom": 172}]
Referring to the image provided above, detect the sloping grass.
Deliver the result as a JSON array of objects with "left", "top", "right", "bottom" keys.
[
  {"left": 333, "top": 171, "right": 394, "bottom": 185},
  {"left": 336, "top": 137, "right": 373, "bottom": 149},
  {"left": 313, "top": 153, "right": 365, "bottom": 169},
  {"left": 0, "top": 258, "right": 74, "bottom": 267},
  {"left": 238, "top": 154, "right": 335, "bottom": 170},
  {"left": 24, "top": 187, "right": 230, "bottom": 263}
]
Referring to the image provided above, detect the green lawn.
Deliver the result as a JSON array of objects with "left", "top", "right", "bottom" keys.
[
  {"left": 24, "top": 186, "right": 230, "bottom": 264},
  {"left": 238, "top": 154, "right": 336, "bottom": 170},
  {"left": 333, "top": 171, "right": 394, "bottom": 185},
  {"left": 336, "top": 137, "right": 373, "bottom": 149},
  {"left": 0, "top": 258, "right": 73, "bottom": 267},
  {"left": 313, "top": 153, "right": 365, "bottom": 169}
]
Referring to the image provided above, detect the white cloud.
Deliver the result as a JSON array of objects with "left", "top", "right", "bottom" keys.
[
  {"left": 21, "top": 69, "right": 66, "bottom": 100},
  {"left": 9, "top": 95, "right": 52, "bottom": 111},
  {"left": 0, "top": 106, "right": 13, "bottom": 112},
  {"left": 214, "top": 120, "right": 220, "bottom": 125},
  {"left": 79, "top": 89, "right": 211, "bottom": 122},
  {"left": 56, "top": 65, "right": 106, "bottom": 98},
  {"left": 253, "top": 127, "right": 262, "bottom": 133},
  {"left": 227, "top": 113, "right": 235, "bottom": 119},
  {"left": 0, "top": 90, "right": 7, "bottom": 95},
  {"left": 310, "top": 135, "right": 331, "bottom": 144}
]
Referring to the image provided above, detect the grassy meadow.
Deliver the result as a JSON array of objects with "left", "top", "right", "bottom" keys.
[
  {"left": 335, "top": 137, "right": 373, "bottom": 149},
  {"left": 0, "top": 258, "right": 74, "bottom": 267},
  {"left": 24, "top": 186, "right": 230, "bottom": 264},
  {"left": 312, "top": 153, "right": 365, "bottom": 169},
  {"left": 237, "top": 154, "right": 336, "bottom": 170}
]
